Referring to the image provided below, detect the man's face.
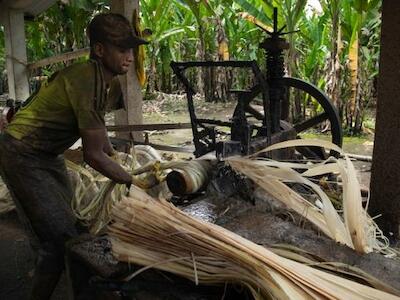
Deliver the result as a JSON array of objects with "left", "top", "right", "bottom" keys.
[{"left": 95, "top": 42, "right": 134, "bottom": 75}]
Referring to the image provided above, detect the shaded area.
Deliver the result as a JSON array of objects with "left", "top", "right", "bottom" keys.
[{"left": 0, "top": 211, "right": 68, "bottom": 300}]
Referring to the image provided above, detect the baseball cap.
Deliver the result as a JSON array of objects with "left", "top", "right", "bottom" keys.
[{"left": 87, "top": 13, "right": 149, "bottom": 48}]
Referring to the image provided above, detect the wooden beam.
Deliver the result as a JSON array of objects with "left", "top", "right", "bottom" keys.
[
  {"left": 109, "top": 137, "right": 194, "bottom": 153},
  {"left": 107, "top": 123, "right": 192, "bottom": 132},
  {"left": 28, "top": 48, "right": 89, "bottom": 70},
  {"left": 111, "top": 0, "right": 144, "bottom": 143}
]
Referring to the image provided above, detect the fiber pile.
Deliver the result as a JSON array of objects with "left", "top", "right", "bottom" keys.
[
  {"left": 226, "top": 139, "right": 389, "bottom": 255},
  {"left": 108, "top": 186, "right": 399, "bottom": 300}
]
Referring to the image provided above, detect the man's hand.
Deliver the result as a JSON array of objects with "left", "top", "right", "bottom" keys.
[
  {"left": 80, "top": 127, "right": 132, "bottom": 184},
  {"left": 109, "top": 149, "right": 120, "bottom": 162},
  {"left": 131, "top": 174, "right": 159, "bottom": 189}
]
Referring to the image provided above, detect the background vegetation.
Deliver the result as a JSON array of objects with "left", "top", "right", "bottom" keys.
[{"left": 0, "top": 0, "right": 382, "bottom": 135}]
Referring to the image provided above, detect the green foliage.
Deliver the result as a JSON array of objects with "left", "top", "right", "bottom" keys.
[
  {"left": 25, "top": 0, "right": 108, "bottom": 74},
  {"left": 0, "top": 0, "right": 382, "bottom": 135},
  {"left": 233, "top": 0, "right": 272, "bottom": 25}
]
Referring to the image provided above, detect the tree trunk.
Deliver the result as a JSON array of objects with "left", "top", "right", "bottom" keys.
[
  {"left": 214, "top": 18, "right": 231, "bottom": 102},
  {"left": 145, "top": 52, "right": 157, "bottom": 95},
  {"left": 287, "top": 34, "right": 302, "bottom": 122},
  {"left": 326, "top": 3, "right": 342, "bottom": 112},
  {"left": 111, "top": 0, "right": 144, "bottom": 143},
  {"left": 369, "top": 0, "right": 400, "bottom": 238},
  {"left": 196, "top": 24, "right": 205, "bottom": 98}
]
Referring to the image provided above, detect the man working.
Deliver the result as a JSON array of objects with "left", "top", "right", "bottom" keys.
[{"left": 0, "top": 13, "right": 147, "bottom": 299}]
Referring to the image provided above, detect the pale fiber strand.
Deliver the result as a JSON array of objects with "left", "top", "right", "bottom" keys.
[
  {"left": 227, "top": 158, "right": 353, "bottom": 247},
  {"left": 228, "top": 139, "right": 384, "bottom": 254},
  {"left": 108, "top": 188, "right": 399, "bottom": 300}
]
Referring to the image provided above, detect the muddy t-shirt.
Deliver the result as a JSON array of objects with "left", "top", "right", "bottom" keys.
[{"left": 6, "top": 60, "right": 124, "bottom": 155}]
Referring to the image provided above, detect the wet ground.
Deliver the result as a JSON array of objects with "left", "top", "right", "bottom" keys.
[{"left": 0, "top": 211, "right": 34, "bottom": 300}]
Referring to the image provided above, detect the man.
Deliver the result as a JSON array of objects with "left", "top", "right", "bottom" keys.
[{"left": 0, "top": 13, "right": 148, "bottom": 299}]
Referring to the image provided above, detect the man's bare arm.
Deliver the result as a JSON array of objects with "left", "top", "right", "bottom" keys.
[
  {"left": 80, "top": 128, "right": 131, "bottom": 184},
  {"left": 102, "top": 128, "right": 115, "bottom": 156}
]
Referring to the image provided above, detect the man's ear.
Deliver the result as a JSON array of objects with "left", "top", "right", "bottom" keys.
[{"left": 93, "top": 42, "right": 104, "bottom": 58}]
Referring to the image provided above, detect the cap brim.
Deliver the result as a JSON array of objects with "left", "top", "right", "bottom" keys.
[{"left": 117, "top": 35, "right": 149, "bottom": 48}]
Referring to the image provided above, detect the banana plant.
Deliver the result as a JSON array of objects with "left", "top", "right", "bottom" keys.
[
  {"left": 232, "top": 0, "right": 274, "bottom": 25},
  {"left": 320, "top": 0, "right": 342, "bottom": 112},
  {"left": 261, "top": 0, "right": 307, "bottom": 77},
  {"left": 141, "top": 0, "right": 196, "bottom": 92},
  {"left": 177, "top": 0, "right": 222, "bottom": 100},
  {"left": 231, "top": 0, "right": 272, "bottom": 61},
  {"left": 179, "top": 0, "right": 215, "bottom": 59},
  {"left": 25, "top": 0, "right": 108, "bottom": 69},
  {"left": 299, "top": 13, "right": 329, "bottom": 85},
  {"left": 297, "top": 11, "right": 329, "bottom": 118},
  {"left": 341, "top": 0, "right": 380, "bottom": 133},
  {"left": 232, "top": 0, "right": 307, "bottom": 120}
]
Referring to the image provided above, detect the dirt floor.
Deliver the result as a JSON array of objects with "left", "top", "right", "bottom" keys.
[
  {"left": 0, "top": 211, "right": 34, "bottom": 300},
  {"left": 0, "top": 211, "right": 68, "bottom": 300}
]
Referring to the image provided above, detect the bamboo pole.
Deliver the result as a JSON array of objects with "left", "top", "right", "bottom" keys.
[{"left": 28, "top": 48, "right": 89, "bottom": 70}]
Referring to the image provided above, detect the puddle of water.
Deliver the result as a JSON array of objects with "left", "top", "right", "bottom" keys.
[{"left": 181, "top": 200, "right": 219, "bottom": 223}]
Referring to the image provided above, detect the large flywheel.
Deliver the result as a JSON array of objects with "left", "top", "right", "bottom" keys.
[
  {"left": 230, "top": 75, "right": 342, "bottom": 159},
  {"left": 280, "top": 77, "right": 342, "bottom": 148}
]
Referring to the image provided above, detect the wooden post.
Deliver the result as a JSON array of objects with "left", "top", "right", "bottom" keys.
[
  {"left": 369, "top": 0, "right": 400, "bottom": 239},
  {"left": 2, "top": 8, "right": 29, "bottom": 101},
  {"left": 110, "top": 0, "right": 144, "bottom": 142}
]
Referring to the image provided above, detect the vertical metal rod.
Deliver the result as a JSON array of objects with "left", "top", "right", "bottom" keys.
[
  {"left": 273, "top": 7, "right": 278, "bottom": 33},
  {"left": 251, "top": 62, "right": 271, "bottom": 145},
  {"left": 186, "top": 90, "right": 201, "bottom": 151}
]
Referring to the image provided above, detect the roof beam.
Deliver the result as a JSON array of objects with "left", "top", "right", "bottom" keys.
[{"left": 28, "top": 48, "right": 90, "bottom": 71}]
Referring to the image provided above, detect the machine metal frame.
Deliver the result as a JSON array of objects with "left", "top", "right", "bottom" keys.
[{"left": 171, "top": 8, "right": 342, "bottom": 159}]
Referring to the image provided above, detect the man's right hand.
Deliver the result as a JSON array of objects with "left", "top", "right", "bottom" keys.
[
  {"left": 131, "top": 174, "right": 159, "bottom": 189},
  {"left": 80, "top": 127, "right": 132, "bottom": 184}
]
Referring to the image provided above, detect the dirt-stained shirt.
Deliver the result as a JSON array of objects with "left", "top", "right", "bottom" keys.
[{"left": 6, "top": 59, "right": 124, "bottom": 155}]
